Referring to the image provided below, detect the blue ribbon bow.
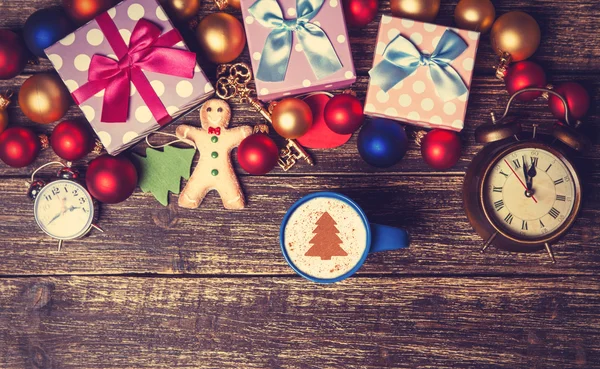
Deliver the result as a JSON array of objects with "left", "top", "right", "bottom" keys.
[
  {"left": 369, "top": 29, "right": 469, "bottom": 101},
  {"left": 249, "top": 0, "right": 343, "bottom": 82}
]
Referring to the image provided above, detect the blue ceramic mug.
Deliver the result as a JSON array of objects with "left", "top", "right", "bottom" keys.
[{"left": 280, "top": 192, "right": 409, "bottom": 283}]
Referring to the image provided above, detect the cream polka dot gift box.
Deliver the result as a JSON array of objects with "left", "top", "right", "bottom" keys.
[
  {"left": 44, "top": 0, "right": 214, "bottom": 155},
  {"left": 364, "top": 15, "right": 480, "bottom": 132},
  {"left": 240, "top": 0, "right": 356, "bottom": 101}
]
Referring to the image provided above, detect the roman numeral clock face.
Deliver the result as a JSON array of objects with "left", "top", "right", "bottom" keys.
[{"left": 483, "top": 147, "right": 577, "bottom": 240}]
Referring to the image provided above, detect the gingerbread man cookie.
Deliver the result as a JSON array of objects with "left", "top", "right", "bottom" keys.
[{"left": 176, "top": 99, "right": 252, "bottom": 209}]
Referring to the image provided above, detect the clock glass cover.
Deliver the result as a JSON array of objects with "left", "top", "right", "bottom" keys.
[
  {"left": 483, "top": 147, "right": 576, "bottom": 240},
  {"left": 34, "top": 179, "right": 95, "bottom": 240}
]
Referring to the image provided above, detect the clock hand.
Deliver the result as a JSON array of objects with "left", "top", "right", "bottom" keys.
[
  {"left": 522, "top": 155, "right": 530, "bottom": 184},
  {"left": 66, "top": 205, "right": 83, "bottom": 213},
  {"left": 503, "top": 159, "right": 538, "bottom": 203},
  {"left": 523, "top": 155, "right": 534, "bottom": 195},
  {"left": 525, "top": 156, "right": 537, "bottom": 197},
  {"left": 528, "top": 159, "right": 537, "bottom": 179},
  {"left": 46, "top": 211, "right": 63, "bottom": 225}
]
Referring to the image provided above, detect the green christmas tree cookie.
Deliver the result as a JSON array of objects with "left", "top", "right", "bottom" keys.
[{"left": 133, "top": 146, "right": 195, "bottom": 206}]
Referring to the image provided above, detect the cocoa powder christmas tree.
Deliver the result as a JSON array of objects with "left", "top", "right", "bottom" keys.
[{"left": 304, "top": 212, "right": 347, "bottom": 260}]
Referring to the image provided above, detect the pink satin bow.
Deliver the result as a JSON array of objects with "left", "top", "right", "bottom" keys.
[
  {"left": 72, "top": 13, "right": 197, "bottom": 124},
  {"left": 208, "top": 127, "right": 221, "bottom": 135}
]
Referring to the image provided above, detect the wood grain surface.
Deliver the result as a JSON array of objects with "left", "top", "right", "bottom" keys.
[
  {"left": 2, "top": 276, "right": 600, "bottom": 368},
  {"left": 1, "top": 0, "right": 599, "bottom": 367}
]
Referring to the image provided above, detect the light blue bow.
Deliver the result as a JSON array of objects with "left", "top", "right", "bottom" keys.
[
  {"left": 369, "top": 29, "right": 469, "bottom": 101},
  {"left": 249, "top": 0, "right": 342, "bottom": 82}
]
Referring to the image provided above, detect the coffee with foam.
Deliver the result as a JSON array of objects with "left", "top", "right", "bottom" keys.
[{"left": 283, "top": 196, "right": 368, "bottom": 280}]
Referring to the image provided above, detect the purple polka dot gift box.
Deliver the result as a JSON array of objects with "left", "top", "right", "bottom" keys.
[
  {"left": 240, "top": 0, "right": 356, "bottom": 101},
  {"left": 44, "top": 0, "right": 214, "bottom": 155},
  {"left": 364, "top": 15, "right": 480, "bottom": 132}
]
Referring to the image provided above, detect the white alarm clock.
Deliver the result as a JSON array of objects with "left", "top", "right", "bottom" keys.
[{"left": 28, "top": 163, "right": 102, "bottom": 250}]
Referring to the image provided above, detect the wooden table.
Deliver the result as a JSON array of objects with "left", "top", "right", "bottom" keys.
[{"left": 1, "top": 0, "right": 600, "bottom": 367}]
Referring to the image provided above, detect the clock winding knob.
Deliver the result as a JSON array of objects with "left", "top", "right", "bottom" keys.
[{"left": 57, "top": 166, "right": 80, "bottom": 180}]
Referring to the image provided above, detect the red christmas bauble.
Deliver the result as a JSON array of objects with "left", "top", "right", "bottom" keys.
[
  {"left": 504, "top": 61, "right": 546, "bottom": 101},
  {"left": 324, "top": 94, "right": 364, "bottom": 134},
  {"left": 342, "top": 0, "right": 378, "bottom": 27},
  {"left": 421, "top": 129, "right": 462, "bottom": 170},
  {"left": 0, "top": 127, "right": 41, "bottom": 167},
  {"left": 51, "top": 120, "right": 95, "bottom": 161},
  {"left": 237, "top": 133, "right": 279, "bottom": 175},
  {"left": 548, "top": 82, "right": 590, "bottom": 122},
  {"left": 0, "top": 30, "right": 28, "bottom": 80},
  {"left": 86, "top": 154, "right": 138, "bottom": 203},
  {"left": 63, "top": 0, "right": 117, "bottom": 24}
]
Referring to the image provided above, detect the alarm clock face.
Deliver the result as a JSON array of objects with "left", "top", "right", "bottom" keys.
[
  {"left": 34, "top": 179, "right": 95, "bottom": 240},
  {"left": 482, "top": 145, "right": 578, "bottom": 241}
]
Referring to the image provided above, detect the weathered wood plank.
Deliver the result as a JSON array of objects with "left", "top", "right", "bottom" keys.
[
  {"left": 1, "top": 174, "right": 599, "bottom": 276},
  {"left": 0, "top": 74, "right": 598, "bottom": 177},
  {"left": 1, "top": 276, "right": 599, "bottom": 368},
  {"left": 1, "top": 0, "right": 600, "bottom": 74}
]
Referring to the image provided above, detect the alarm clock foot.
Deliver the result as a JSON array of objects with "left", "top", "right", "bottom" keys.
[
  {"left": 58, "top": 240, "right": 63, "bottom": 252},
  {"left": 92, "top": 224, "right": 105, "bottom": 233},
  {"left": 481, "top": 232, "right": 498, "bottom": 253},
  {"left": 545, "top": 243, "right": 556, "bottom": 264}
]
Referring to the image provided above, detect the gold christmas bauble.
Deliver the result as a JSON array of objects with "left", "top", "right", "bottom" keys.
[
  {"left": 491, "top": 11, "right": 540, "bottom": 62},
  {"left": 196, "top": 13, "right": 246, "bottom": 64},
  {"left": 163, "top": 0, "right": 201, "bottom": 21},
  {"left": 271, "top": 98, "right": 313, "bottom": 139},
  {"left": 0, "top": 92, "right": 12, "bottom": 134},
  {"left": 390, "top": 0, "right": 440, "bottom": 22},
  {"left": 228, "top": 0, "right": 241, "bottom": 9},
  {"left": 0, "top": 110, "right": 8, "bottom": 134},
  {"left": 454, "top": 0, "right": 495, "bottom": 33},
  {"left": 18, "top": 73, "right": 71, "bottom": 124}
]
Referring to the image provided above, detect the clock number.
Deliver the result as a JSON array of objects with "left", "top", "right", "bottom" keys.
[
  {"left": 556, "top": 195, "right": 566, "bottom": 202},
  {"left": 554, "top": 178, "right": 564, "bottom": 185},
  {"left": 504, "top": 213, "right": 514, "bottom": 224},
  {"left": 64, "top": 186, "right": 68, "bottom": 193},
  {"left": 492, "top": 186, "right": 503, "bottom": 193},
  {"left": 499, "top": 170, "right": 509, "bottom": 177},
  {"left": 52, "top": 187, "right": 60, "bottom": 195},
  {"left": 545, "top": 164, "right": 553, "bottom": 172},
  {"left": 494, "top": 199, "right": 504, "bottom": 211},
  {"left": 44, "top": 195, "right": 52, "bottom": 202},
  {"left": 79, "top": 197, "right": 86, "bottom": 204},
  {"left": 539, "top": 219, "right": 545, "bottom": 228},
  {"left": 512, "top": 159, "right": 521, "bottom": 169},
  {"left": 549, "top": 207, "right": 560, "bottom": 219},
  {"left": 72, "top": 189, "right": 79, "bottom": 196},
  {"left": 530, "top": 157, "right": 538, "bottom": 167},
  {"left": 521, "top": 220, "right": 528, "bottom": 230}
]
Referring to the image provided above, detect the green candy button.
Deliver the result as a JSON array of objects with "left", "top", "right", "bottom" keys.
[
  {"left": 211, "top": 151, "right": 218, "bottom": 158},
  {"left": 211, "top": 169, "right": 219, "bottom": 176},
  {"left": 211, "top": 136, "right": 218, "bottom": 143}
]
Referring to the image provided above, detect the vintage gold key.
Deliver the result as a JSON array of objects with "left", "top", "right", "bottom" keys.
[{"left": 215, "top": 62, "right": 314, "bottom": 171}]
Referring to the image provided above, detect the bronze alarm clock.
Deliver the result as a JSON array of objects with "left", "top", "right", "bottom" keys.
[{"left": 464, "top": 88, "right": 589, "bottom": 262}]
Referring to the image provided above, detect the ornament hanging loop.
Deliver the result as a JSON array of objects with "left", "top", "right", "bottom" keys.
[
  {"left": 0, "top": 90, "right": 13, "bottom": 109},
  {"left": 494, "top": 51, "right": 512, "bottom": 80},
  {"left": 253, "top": 124, "right": 270, "bottom": 134},
  {"left": 145, "top": 131, "right": 197, "bottom": 151}
]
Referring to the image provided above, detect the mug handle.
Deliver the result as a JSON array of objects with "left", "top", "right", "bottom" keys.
[{"left": 369, "top": 223, "right": 409, "bottom": 253}]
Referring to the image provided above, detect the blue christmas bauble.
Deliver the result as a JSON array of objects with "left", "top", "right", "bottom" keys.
[
  {"left": 23, "top": 7, "right": 73, "bottom": 58},
  {"left": 357, "top": 118, "right": 408, "bottom": 168}
]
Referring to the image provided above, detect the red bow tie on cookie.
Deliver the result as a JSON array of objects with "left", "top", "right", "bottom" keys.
[{"left": 208, "top": 127, "right": 221, "bottom": 135}]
